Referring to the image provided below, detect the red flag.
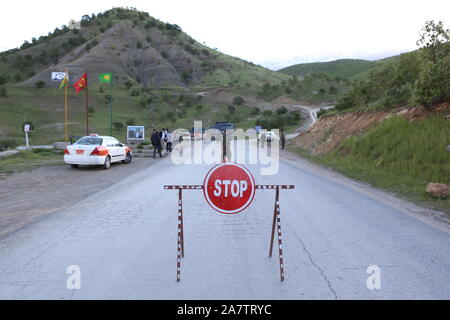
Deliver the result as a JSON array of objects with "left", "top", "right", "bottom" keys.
[{"left": 73, "top": 72, "right": 87, "bottom": 94}]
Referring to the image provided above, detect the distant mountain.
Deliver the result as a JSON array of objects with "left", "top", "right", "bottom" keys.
[
  {"left": 0, "top": 7, "right": 286, "bottom": 88},
  {"left": 278, "top": 59, "right": 378, "bottom": 79}
]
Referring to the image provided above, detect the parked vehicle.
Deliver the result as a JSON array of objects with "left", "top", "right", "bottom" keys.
[
  {"left": 208, "top": 122, "right": 234, "bottom": 141},
  {"left": 64, "top": 134, "right": 132, "bottom": 169},
  {"left": 260, "top": 131, "right": 279, "bottom": 143}
]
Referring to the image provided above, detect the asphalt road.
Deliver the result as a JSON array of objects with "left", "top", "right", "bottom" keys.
[{"left": 0, "top": 140, "right": 449, "bottom": 299}]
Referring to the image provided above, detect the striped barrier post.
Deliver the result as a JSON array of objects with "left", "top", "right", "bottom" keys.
[{"left": 164, "top": 184, "right": 294, "bottom": 282}]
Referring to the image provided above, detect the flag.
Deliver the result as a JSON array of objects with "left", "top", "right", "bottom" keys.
[
  {"left": 99, "top": 72, "right": 112, "bottom": 83},
  {"left": 59, "top": 72, "right": 69, "bottom": 89},
  {"left": 73, "top": 72, "right": 87, "bottom": 94}
]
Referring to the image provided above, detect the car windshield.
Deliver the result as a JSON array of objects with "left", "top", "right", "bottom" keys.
[{"left": 75, "top": 137, "right": 103, "bottom": 145}]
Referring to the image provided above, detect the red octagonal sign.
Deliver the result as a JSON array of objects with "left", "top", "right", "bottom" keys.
[{"left": 203, "top": 163, "right": 256, "bottom": 214}]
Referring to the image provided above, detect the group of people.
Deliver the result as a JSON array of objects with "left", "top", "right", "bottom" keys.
[{"left": 150, "top": 128, "right": 173, "bottom": 158}]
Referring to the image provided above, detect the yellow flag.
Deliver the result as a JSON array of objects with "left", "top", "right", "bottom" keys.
[{"left": 59, "top": 72, "right": 68, "bottom": 89}]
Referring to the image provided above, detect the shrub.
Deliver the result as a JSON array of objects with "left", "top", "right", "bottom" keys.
[
  {"left": 113, "top": 121, "right": 124, "bottom": 131},
  {"left": 233, "top": 96, "right": 245, "bottom": 105},
  {"left": 0, "top": 87, "right": 7, "bottom": 97},
  {"left": 0, "top": 139, "right": 17, "bottom": 151},
  {"left": 276, "top": 106, "right": 288, "bottom": 115},
  {"left": 32, "top": 148, "right": 53, "bottom": 155},
  {"left": 130, "top": 90, "right": 140, "bottom": 96},
  {"left": 126, "top": 119, "right": 136, "bottom": 126},
  {"left": 227, "top": 105, "right": 236, "bottom": 113},
  {"left": 0, "top": 75, "right": 7, "bottom": 85},
  {"left": 124, "top": 81, "right": 133, "bottom": 89},
  {"left": 250, "top": 107, "right": 260, "bottom": 115},
  {"left": 35, "top": 80, "right": 46, "bottom": 88}
]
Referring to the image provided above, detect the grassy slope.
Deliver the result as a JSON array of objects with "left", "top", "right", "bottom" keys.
[
  {"left": 289, "top": 115, "right": 450, "bottom": 213},
  {"left": 279, "top": 59, "right": 378, "bottom": 79},
  {"left": 0, "top": 84, "right": 279, "bottom": 144}
]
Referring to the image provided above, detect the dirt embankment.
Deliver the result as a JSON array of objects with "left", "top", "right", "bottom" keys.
[{"left": 292, "top": 102, "right": 450, "bottom": 155}]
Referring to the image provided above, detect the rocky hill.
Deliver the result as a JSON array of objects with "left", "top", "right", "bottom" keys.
[{"left": 0, "top": 7, "right": 287, "bottom": 89}]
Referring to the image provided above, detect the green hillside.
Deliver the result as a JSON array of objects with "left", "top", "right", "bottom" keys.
[
  {"left": 0, "top": 7, "right": 287, "bottom": 90},
  {"left": 279, "top": 59, "right": 378, "bottom": 79},
  {"left": 0, "top": 7, "right": 296, "bottom": 144}
]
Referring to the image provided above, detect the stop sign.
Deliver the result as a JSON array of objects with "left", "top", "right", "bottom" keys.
[{"left": 203, "top": 163, "right": 256, "bottom": 214}]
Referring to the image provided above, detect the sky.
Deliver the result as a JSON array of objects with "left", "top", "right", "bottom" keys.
[{"left": 0, "top": 0, "right": 448, "bottom": 70}]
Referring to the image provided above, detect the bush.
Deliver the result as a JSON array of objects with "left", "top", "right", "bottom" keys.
[
  {"left": 0, "top": 139, "right": 17, "bottom": 151},
  {"left": 250, "top": 107, "right": 260, "bottom": 115},
  {"left": 412, "top": 55, "right": 450, "bottom": 106},
  {"left": 124, "top": 81, "right": 133, "bottom": 89},
  {"left": 233, "top": 96, "right": 245, "bottom": 105},
  {"left": 0, "top": 75, "right": 7, "bottom": 85},
  {"left": 126, "top": 119, "right": 136, "bottom": 126},
  {"left": 35, "top": 80, "right": 46, "bottom": 88},
  {"left": 113, "top": 121, "right": 124, "bottom": 131},
  {"left": 0, "top": 87, "right": 7, "bottom": 97},
  {"left": 130, "top": 90, "right": 140, "bottom": 96},
  {"left": 227, "top": 105, "right": 236, "bottom": 114},
  {"left": 276, "top": 106, "right": 288, "bottom": 115},
  {"left": 32, "top": 148, "right": 53, "bottom": 155}
]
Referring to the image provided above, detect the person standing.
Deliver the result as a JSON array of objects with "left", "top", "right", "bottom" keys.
[
  {"left": 280, "top": 129, "right": 286, "bottom": 150},
  {"left": 151, "top": 129, "right": 162, "bottom": 158},
  {"left": 166, "top": 129, "right": 173, "bottom": 152}
]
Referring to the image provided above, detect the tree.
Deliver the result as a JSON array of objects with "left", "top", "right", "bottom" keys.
[
  {"left": 113, "top": 121, "right": 124, "bottom": 131},
  {"left": 416, "top": 20, "right": 450, "bottom": 63},
  {"left": 227, "top": 105, "right": 236, "bottom": 114},
  {"left": 414, "top": 20, "right": 450, "bottom": 106},
  {"left": 0, "top": 87, "right": 7, "bottom": 97},
  {"left": 0, "top": 75, "right": 7, "bottom": 85},
  {"left": 35, "top": 80, "right": 46, "bottom": 88},
  {"left": 233, "top": 96, "right": 245, "bottom": 105},
  {"left": 276, "top": 106, "right": 288, "bottom": 115},
  {"left": 124, "top": 81, "right": 133, "bottom": 90},
  {"left": 250, "top": 107, "right": 260, "bottom": 115}
]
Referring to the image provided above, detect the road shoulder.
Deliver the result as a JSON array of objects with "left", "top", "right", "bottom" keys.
[
  {"left": 279, "top": 149, "right": 450, "bottom": 234},
  {"left": 0, "top": 157, "right": 158, "bottom": 239}
]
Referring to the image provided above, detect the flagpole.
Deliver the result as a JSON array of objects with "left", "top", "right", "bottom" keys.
[
  {"left": 85, "top": 70, "right": 89, "bottom": 136},
  {"left": 64, "top": 69, "right": 68, "bottom": 142},
  {"left": 110, "top": 73, "right": 113, "bottom": 136}
]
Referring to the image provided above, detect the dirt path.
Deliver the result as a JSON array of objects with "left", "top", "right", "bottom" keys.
[{"left": 0, "top": 157, "right": 160, "bottom": 239}]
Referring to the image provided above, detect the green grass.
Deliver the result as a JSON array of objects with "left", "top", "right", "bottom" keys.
[
  {"left": 279, "top": 59, "right": 378, "bottom": 79},
  {"left": 288, "top": 115, "right": 450, "bottom": 213},
  {"left": 0, "top": 149, "right": 63, "bottom": 176},
  {"left": 0, "top": 85, "right": 287, "bottom": 144}
]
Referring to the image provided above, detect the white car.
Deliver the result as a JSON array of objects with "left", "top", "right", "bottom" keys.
[{"left": 64, "top": 134, "right": 132, "bottom": 169}]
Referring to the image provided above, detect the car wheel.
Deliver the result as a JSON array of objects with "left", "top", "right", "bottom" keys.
[
  {"left": 122, "top": 153, "right": 132, "bottom": 164},
  {"left": 70, "top": 164, "right": 79, "bottom": 168},
  {"left": 103, "top": 156, "right": 111, "bottom": 170}
]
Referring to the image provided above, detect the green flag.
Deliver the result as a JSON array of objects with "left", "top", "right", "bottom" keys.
[{"left": 99, "top": 72, "right": 112, "bottom": 83}]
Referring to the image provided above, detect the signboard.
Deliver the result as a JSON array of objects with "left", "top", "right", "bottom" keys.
[
  {"left": 51, "top": 72, "right": 68, "bottom": 81},
  {"left": 127, "top": 126, "right": 145, "bottom": 140},
  {"left": 24, "top": 124, "right": 31, "bottom": 132},
  {"left": 203, "top": 163, "right": 255, "bottom": 214}
]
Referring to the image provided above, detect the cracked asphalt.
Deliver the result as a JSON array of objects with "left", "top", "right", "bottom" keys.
[{"left": 0, "top": 140, "right": 449, "bottom": 299}]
